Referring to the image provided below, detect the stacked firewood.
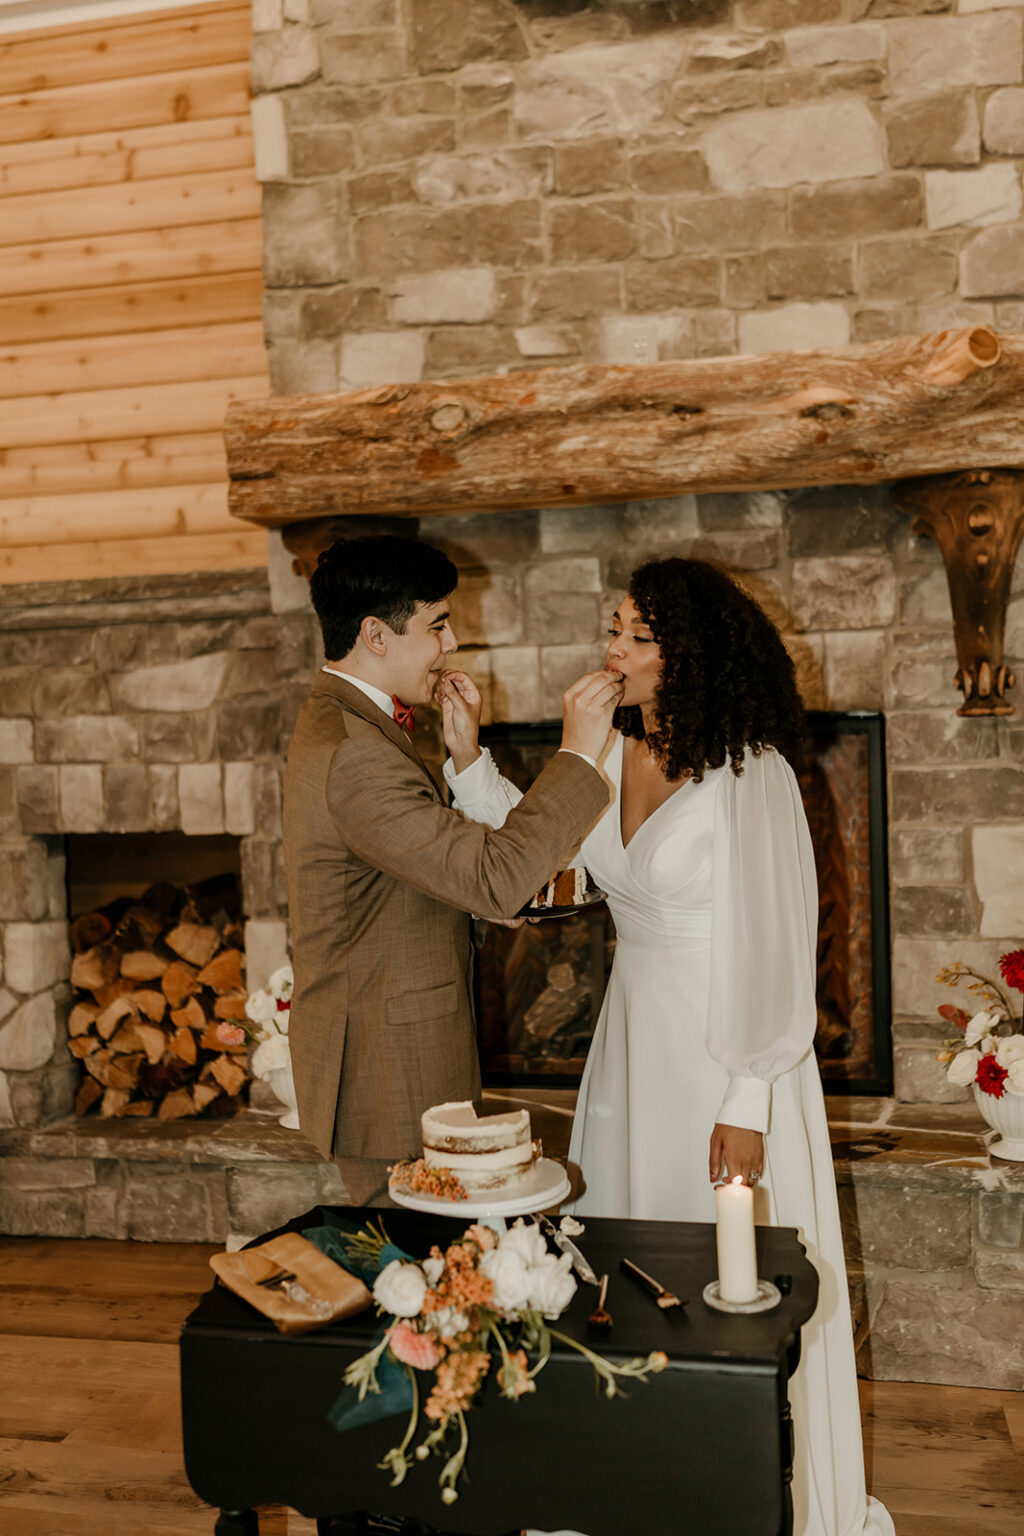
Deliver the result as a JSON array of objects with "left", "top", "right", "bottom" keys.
[{"left": 67, "top": 874, "right": 251, "bottom": 1121}]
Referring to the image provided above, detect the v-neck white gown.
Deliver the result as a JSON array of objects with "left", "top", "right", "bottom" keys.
[{"left": 447, "top": 735, "right": 893, "bottom": 1536}]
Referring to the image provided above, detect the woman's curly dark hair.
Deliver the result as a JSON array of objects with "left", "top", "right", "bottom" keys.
[{"left": 615, "top": 557, "right": 804, "bottom": 781}]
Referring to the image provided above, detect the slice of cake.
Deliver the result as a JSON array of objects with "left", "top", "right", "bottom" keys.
[
  {"left": 529, "top": 867, "right": 590, "bottom": 910},
  {"left": 421, "top": 1101, "right": 539, "bottom": 1193}
]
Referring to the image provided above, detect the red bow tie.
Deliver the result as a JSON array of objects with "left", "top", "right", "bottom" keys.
[{"left": 391, "top": 696, "right": 416, "bottom": 733}]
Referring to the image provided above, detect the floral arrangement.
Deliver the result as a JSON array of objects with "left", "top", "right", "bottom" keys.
[
  {"left": 216, "top": 963, "right": 292, "bottom": 1081},
  {"left": 342, "top": 1217, "right": 667, "bottom": 1505},
  {"left": 936, "top": 949, "right": 1024, "bottom": 1097}
]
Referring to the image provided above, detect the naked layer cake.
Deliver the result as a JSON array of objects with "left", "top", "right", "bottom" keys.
[{"left": 421, "top": 1100, "right": 540, "bottom": 1192}]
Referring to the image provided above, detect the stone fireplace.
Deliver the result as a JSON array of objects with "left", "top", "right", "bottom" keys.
[
  {"left": 3, "top": 0, "right": 1024, "bottom": 1389},
  {"left": 2, "top": 466, "right": 1024, "bottom": 1384},
  {"left": 0, "top": 568, "right": 347, "bottom": 1242}
]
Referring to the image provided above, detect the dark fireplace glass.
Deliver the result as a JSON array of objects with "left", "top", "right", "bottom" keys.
[
  {"left": 475, "top": 712, "right": 892, "bottom": 1095},
  {"left": 797, "top": 713, "right": 892, "bottom": 1095},
  {"left": 66, "top": 832, "right": 241, "bottom": 917}
]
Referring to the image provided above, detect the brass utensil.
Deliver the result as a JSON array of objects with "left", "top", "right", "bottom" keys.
[
  {"left": 588, "top": 1273, "right": 612, "bottom": 1331},
  {"left": 620, "top": 1257, "right": 685, "bottom": 1311}
]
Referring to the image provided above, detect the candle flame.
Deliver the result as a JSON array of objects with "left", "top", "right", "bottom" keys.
[{"left": 731, "top": 1175, "right": 744, "bottom": 1185}]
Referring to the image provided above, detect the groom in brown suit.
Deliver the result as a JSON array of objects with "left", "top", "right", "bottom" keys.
[{"left": 283, "top": 535, "right": 617, "bottom": 1204}]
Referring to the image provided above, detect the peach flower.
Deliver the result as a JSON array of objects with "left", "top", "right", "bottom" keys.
[
  {"left": 497, "top": 1348, "right": 532, "bottom": 1398},
  {"left": 465, "top": 1223, "right": 497, "bottom": 1251},
  {"left": 388, "top": 1322, "right": 443, "bottom": 1371},
  {"left": 216, "top": 1022, "right": 247, "bottom": 1048},
  {"left": 425, "top": 1348, "right": 491, "bottom": 1421}
]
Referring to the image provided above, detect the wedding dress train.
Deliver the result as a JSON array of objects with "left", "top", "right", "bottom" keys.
[{"left": 449, "top": 736, "right": 893, "bottom": 1536}]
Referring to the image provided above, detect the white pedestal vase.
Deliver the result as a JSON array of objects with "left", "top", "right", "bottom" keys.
[
  {"left": 975, "top": 1083, "right": 1024, "bottom": 1161},
  {"left": 263, "top": 1063, "right": 300, "bottom": 1129},
  {"left": 250, "top": 1030, "right": 298, "bottom": 1130}
]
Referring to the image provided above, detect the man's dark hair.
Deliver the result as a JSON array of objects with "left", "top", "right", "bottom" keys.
[
  {"left": 615, "top": 556, "right": 805, "bottom": 781},
  {"left": 310, "top": 535, "right": 458, "bottom": 659}
]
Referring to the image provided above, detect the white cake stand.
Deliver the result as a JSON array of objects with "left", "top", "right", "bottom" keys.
[{"left": 389, "top": 1156, "right": 571, "bottom": 1232}]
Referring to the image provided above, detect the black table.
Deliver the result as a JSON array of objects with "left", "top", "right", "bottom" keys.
[{"left": 179, "top": 1206, "right": 818, "bottom": 1536}]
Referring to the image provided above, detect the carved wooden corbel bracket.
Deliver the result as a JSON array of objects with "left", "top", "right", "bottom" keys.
[{"left": 893, "top": 468, "right": 1024, "bottom": 716}]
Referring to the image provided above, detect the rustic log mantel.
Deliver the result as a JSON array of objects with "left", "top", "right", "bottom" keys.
[{"left": 225, "top": 326, "right": 1019, "bottom": 525}]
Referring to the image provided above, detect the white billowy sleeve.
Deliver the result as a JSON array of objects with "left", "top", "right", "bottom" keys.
[
  {"left": 443, "top": 747, "right": 523, "bottom": 829},
  {"left": 708, "top": 748, "right": 818, "bottom": 1134}
]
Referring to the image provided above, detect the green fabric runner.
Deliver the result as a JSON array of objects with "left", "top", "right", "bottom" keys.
[{"left": 302, "top": 1217, "right": 415, "bottom": 1432}]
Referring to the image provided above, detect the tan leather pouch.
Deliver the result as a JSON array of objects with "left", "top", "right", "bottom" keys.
[{"left": 210, "top": 1231, "right": 373, "bottom": 1335}]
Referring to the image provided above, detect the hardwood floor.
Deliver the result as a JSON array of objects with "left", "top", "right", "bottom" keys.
[{"left": 0, "top": 1236, "right": 1020, "bottom": 1535}]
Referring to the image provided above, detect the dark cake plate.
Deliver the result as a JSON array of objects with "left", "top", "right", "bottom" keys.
[{"left": 516, "top": 885, "right": 607, "bottom": 919}]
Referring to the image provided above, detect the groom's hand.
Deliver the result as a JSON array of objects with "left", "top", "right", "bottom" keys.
[
  {"left": 561, "top": 670, "right": 624, "bottom": 762},
  {"left": 438, "top": 669, "right": 483, "bottom": 773}
]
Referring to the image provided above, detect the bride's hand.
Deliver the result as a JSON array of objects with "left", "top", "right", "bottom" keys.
[
  {"left": 560, "top": 670, "right": 624, "bottom": 761},
  {"left": 709, "top": 1124, "right": 764, "bottom": 1186},
  {"left": 438, "top": 669, "right": 482, "bottom": 773}
]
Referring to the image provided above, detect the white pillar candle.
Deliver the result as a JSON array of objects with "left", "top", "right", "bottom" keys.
[{"left": 714, "top": 1176, "right": 758, "bottom": 1304}]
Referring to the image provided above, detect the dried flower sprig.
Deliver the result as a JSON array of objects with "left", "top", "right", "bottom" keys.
[
  {"left": 389, "top": 1158, "right": 468, "bottom": 1202},
  {"left": 936, "top": 963, "right": 1015, "bottom": 1026},
  {"left": 334, "top": 1217, "right": 392, "bottom": 1273}
]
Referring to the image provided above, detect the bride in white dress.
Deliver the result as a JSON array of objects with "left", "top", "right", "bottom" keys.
[{"left": 439, "top": 556, "right": 894, "bottom": 1536}]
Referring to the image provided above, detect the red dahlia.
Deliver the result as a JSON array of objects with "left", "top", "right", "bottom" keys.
[
  {"left": 998, "top": 949, "right": 1024, "bottom": 993},
  {"left": 976, "top": 1055, "right": 1008, "bottom": 1098}
]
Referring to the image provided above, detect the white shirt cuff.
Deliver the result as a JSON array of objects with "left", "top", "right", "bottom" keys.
[
  {"left": 557, "top": 747, "right": 598, "bottom": 769},
  {"left": 443, "top": 747, "right": 492, "bottom": 794},
  {"left": 716, "top": 1074, "right": 771, "bottom": 1134}
]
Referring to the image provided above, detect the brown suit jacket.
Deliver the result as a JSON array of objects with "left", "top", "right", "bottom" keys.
[{"left": 282, "top": 671, "right": 610, "bottom": 1165}]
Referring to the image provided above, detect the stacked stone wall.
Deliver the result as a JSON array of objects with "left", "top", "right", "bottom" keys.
[
  {"left": 0, "top": 570, "right": 302, "bottom": 1132},
  {"left": 250, "top": 0, "right": 1024, "bottom": 392},
  {"left": 834, "top": 1103, "right": 1024, "bottom": 1388}
]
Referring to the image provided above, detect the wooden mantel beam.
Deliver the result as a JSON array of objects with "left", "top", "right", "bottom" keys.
[{"left": 225, "top": 326, "right": 1023, "bottom": 526}]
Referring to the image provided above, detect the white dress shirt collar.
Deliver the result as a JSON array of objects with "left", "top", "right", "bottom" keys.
[{"left": 321, "top": 666, "right": 395, "bottom": 721}]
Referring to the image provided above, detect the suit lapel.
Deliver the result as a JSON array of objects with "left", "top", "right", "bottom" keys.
[{"left": 312, "top": 672, "right": 446, "bottom": 801}]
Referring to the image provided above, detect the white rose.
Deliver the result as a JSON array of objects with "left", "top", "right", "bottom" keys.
[
  {"left": 498, "top": 1218, "right": 548, "bottom": 1268},
  {"left": 423, "top": 1255, "right": 444, "bottom": 1286},
  {"left": 964, "top": 1009, "right": 1001, "bottom": 1047},
  {"left": 251, "top": 1031, "right": 290, "bottom": 1078},
  {"left": 269, "top": 964, "right": 294, "bottom": 1002},
  {"left": 245, "top": 988, "right": 278, "bottom": 1026},
  {"left": 1006, "top": 1060, "right": 1024, "bottom": 1095},
  {"left": 946, "top": 1049, "right": 980, "bottom": 1087},
  {"left": 526, "top": 1253, "right": 577, "bottom": 1319},
  {"left": 480, "top": 1247, "right": 532, "bottom": 1313},
  {"left": 430, "top": 1306, "right": 469, "bottom": 1338},
  {"left": 995, "top": 1035, "right": 1024, "bottom": 1067},
  {"left": 373, "top": 1259, "right": 428, "bottom": 1318}
]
